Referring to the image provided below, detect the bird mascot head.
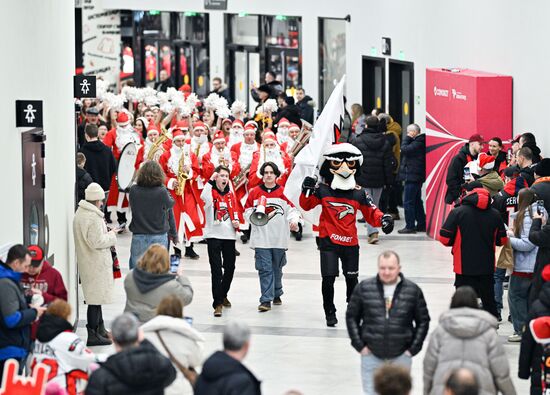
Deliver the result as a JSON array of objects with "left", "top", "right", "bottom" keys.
[{"left": 319, "top": 143, "right": 363, "bottom": 190}]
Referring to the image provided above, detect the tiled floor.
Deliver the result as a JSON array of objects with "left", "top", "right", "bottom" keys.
[{"left": 77, "top": 213, "right": 530, "bottom": 395}]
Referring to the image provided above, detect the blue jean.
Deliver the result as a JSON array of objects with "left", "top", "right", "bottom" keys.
[
  {"left": 361, "top": 352, "right": 412, "bottom": 395},
  {"left": 508, "top": 274, "right": 532, "bottom": 334},
  {"left": 130, "top": 233, "right": 168, "bottom": 269},
  {"left": 403, "top": 182, "right": 426, "bottom": 230},
  {"left": 494, "top": 267, "right": 506, "bottom": 313},
  {"left": 254, "top": 248, "right": 287, "bottom": 303}
]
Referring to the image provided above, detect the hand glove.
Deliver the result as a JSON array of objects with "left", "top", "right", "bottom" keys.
[
  {"left": 301, "top": 176, "right": 317, "bottom": 195},
  {"left": 381, "top": 214, "right": 394, "bottom": 234}
]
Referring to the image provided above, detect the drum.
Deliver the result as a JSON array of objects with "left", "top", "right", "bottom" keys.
[{"left": 117, "top": 143, "right": 138, "bottom": 192}]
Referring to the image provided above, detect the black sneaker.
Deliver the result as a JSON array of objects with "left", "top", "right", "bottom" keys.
[
  {"left": 258, "top": 302, "right": 271, "bottom": 312},
  {"left": 273, "top": 297, "right": 282, "bottom": 305},
  {"left": 397, "top": 228, "right": 416, "bottom": 234},
  {"left": 326, "top": 313, "right": 338, "bottom": 327},
  {"left": 184, "top": 247, "right": 200, "bottom": 260},
  {"left": 240, "top": 233, "right": 249, "bottom": 244}
]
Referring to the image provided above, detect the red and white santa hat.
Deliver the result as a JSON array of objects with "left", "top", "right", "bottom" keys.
[
  {"left": 212, "top": 130, "right": 226, "bottom": 144},
  {"left": 244, "top": 120, "right": 258, "bottom": 131},
  {"left": 172, "top": 129, "right": 186, "bottom": 141},
  {"left": 276, "top": 117, "right": 290, "bottom": 128},
  {"left": 477, "top": 153, "right": 496, "bottom": 170},
  {"left": 244, "top": 123, "right": 256, "bottom": 134},
  {"left": 222, "top": 118, "right": 233, "bottom": 126},
  {"left": 117, "top": 112, "right": 130, "bottom": 127},
  {"left": 262, "top": 130, "right": 277, "bottom": 144},
  {"left": 147, "top": 123, "right": 160, "bottom": 135},
  {"left": 530, "top": 317, "right": 550, "bottom": 344},
  {"left": 193, "top": 121, "right": 206, "bottom": 131},
  {"left": 289, "top": 123, "right": 301, "bottom": 132},
  {"left": 232, "top": 119, "right": 244, "bottom": 128}
]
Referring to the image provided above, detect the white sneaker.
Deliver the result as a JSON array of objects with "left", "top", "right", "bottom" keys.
[{"left": 508, "top": 333, "right": 522, "bottom": 342}]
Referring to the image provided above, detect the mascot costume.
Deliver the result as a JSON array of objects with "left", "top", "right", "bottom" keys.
[{"left": 300, "top": 143, "right": 394, "bottom": 326}]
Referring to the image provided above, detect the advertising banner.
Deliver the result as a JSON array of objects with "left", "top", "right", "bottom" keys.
[{"left": 425, "top": 68, "right": 512, "bottom": 238}]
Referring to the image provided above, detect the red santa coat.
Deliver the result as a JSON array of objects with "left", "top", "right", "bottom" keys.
[
  {"left": 248, "top": 147, "right": 293, "bottom": 190},
  {"left": 103, "top": 127, "right": 144, "bottom": 210},
  {"left": 201, "top": 147, "right": 241, "bottom": 181},
  {"left": 231, "top": 141, "right": 260, "bottom": 205},
  {"left": 159, "top": 146, "right": 205, "bottom": 243}
]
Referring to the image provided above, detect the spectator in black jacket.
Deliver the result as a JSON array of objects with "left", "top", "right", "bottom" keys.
[
  {"left": 398, "top": 124, "right": 426, "bottom": 233},
  {"left": 440, "top": 188, "right": 508, "bottom": 317},
  {"left": 210, "top": 77, "right": 231, "bottom": 102},
  {"left": 195, "top": 321, "right": 261, "bottom": 395},
  {"left": 520, "top": 132, "right": 542, "bottom": 164},
  {"left": 80, "top": 124, "right": 117, "bottom": 195},
  {"left": 273, "top": 94, "right": 302, "bottom": 131},
  {"left": 345, "top": 250, "right": 430, "bottom": 395},
  {"left": 444, "top": 134, "right": 484, "bottom": 204},
  {"left": 295, "top": 87, "right": 314, "bottom": 124},
  {"left": 516, "top": 147, "right": 536, "bottom": 187},
  {"left": 76, "top": 153, "right": 93, "bottom": 206},
  {"left": 519, "top": 276, "right": 550, "bottom": 395},
  {"left": 530, "top": 159, "right": 550, "bottom": 213},
  {"left": 77, "top": 106, "right": 102, "bottom": 149},
  {"left": 351, "top": 116, "right": 394, "bottom": 244},
  {"left": 86, "top": 313, "right": 176, "bottom": 395},
  {"left": 0, "top": 245, "right": 46, "bottom": 378},
  {"left": 251, "top": 71, "right": 282, "bottom": 103},
  {"left": 528, "top": 210, "right": 550, "bottom": 305}
]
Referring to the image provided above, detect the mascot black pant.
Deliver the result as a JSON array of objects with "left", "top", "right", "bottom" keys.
[{"left": 319, "top": 239, "right": 359, "bottom": 315}]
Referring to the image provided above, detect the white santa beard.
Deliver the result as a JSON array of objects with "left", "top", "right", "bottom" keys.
[
  {"left": 257, "top": 148, "right": 285, "bottom": 177},
  {"left": 115, "top": 126, "right": 139, "bottom": 151}
]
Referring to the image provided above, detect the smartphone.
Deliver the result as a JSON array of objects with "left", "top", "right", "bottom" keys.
[
  {"left": 507, "top": 148, "right": 513, "bottom": 162},
  {"left": 170, "top": 254, "right": 180, "bottom": 274},
  {"left": 537, "top": 200, "right": 545, "bottom": 215},
  {"left": 463, "top": 167, "right": 471, "bottom": 182}
]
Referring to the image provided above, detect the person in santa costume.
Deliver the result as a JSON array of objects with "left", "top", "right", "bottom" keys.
[
  {"left": 143, "top": 123, "right": 165, "bottom": 162},
  {"left": 200, "top": 166, "right": 242, "bottom": 317},
  {"left": 202, "top": 130, "right": 240, "bottom": 181},
  {"left": 281, "top": 122, "right": 301, "bottom": 156},
  {"left": 300, "top": 143, "right": 394, "bottom": 327},
  {"left": 227, "top": 119, "right": 245, "bottom": 149},
  {"left": 103, "top": 111, "right": 144, "bottom": 227},
  {"left": 189, "top": 120, "right": 212, "bottom": 166},
  {"left": 221, "top": 118, "right": 232, "bottom": 138},
  {"left": 248, "top": 131, "right": 292, "bottom": 190},
  {"left": 275, "top": 117, "right": 292, "bottom": 146},
  {"left": 159, "top": 130, "right": 205, "bottom": 259}
]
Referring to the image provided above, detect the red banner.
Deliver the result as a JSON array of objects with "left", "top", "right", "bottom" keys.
[{"left": 426, "top": 68, "right": 512, "bottom": 238}]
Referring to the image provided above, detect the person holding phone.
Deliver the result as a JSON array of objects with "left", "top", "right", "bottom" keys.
[{"left": 201, "top": 166, "right": 242, "bottom": 317}]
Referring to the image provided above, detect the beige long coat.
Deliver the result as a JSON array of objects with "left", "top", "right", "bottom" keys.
[{"left": 73, "top": 200, "right": 117, "bottom": 305}]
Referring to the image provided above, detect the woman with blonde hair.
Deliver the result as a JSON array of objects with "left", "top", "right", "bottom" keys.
[
  {"left": 124, "top": 244, "right": 193, "bottom": 323},
  {"left": 141, "top": 295, "right": 205, "bottom": 395},
  {"left": 31, "top": 300, "right": 97, "bottom": 393}
]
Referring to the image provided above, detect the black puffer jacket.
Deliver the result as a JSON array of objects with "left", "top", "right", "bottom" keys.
[
  {"left": 76, "top": 166, "right": 93, "bottom": 203},
  {"left": 85, "top": 340, "right": 176, "bottom": 395},
  {"left": 519, "top": 282, "right": 550, "bottom": 394},
  {"left": 194, "top": 351, "right": 261, "bottom": 395},
  {"left": 528, "top": 218, "right": 550, "bottom": 305},
  {"left": 296, "top": 95, "right": 315, "bottom": 124},
  {"left": 345, "top": 274, "right": 430, "bottom": 359},
  {"left": 445, "top": 144, "right": 477, "bottom": 204},
  {"left": 352, "top": 128, "right": 394, "bottom": 188},
  {"left": 399, "top": 133, "right": 426, "bottom": 183}
]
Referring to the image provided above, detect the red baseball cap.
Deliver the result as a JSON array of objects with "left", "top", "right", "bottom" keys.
[
  {"left": 27, "top": 245, "right": 44, "bottom": 266},
  {"left": 468, "top": 134, "right": 485, "bottom": 143}
]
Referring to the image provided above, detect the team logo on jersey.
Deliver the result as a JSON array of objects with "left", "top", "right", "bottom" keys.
[
  {"left": 265, "top": 203, "right": 284, "bottom": 222},
  {"left": 327, "top": 201, "right": 355, "bottom": 219}
]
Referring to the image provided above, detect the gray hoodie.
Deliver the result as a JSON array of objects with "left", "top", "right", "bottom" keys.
[
  {"left": 423, "top": 307, "right": 516, "bottom": 395},
  {"left": 124, "top": 268, "right": 193, "bottom": 323}
]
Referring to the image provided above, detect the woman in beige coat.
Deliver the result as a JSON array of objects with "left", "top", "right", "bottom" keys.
[
  {"left": 73, "top": 183, "right": 118, "bottom": 347},
  {"left": 423, "top": 286, "right": 516, "bottom": 395}
]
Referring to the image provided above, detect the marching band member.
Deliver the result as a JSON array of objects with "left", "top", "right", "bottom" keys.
[
  {"left": 281, "top": 122, "right": 301, "bottom": 156},
  {"left": 143, "top": 123, "right": 165, "bottom": 162},
  {"left": 190, "top": 121, "right": 212, "bottom": 164},
  {"left": 227, "top": 119, "right": 245, "bottom": 149},
  {"left": 103, "top": 111, "right": 144, "bottom": 228},
  {"left": 248, "top": 131, "right": 292, "bottom": 189},
  {"left": 231, "top": 124, "right": 260, "bottom": 243},
  {"left": 245, "top": 162, "right": 302, "bottom": 312},
  {"left": 159, "top": 130, "right": 204, "bottom": 260},
  {"left": 200, "top": 166, "right": 242, "bottom": 317},
  {"left": 275, "top": 117, "right": 291, "bottom": 146},
  {"left": 300, "top": 143, "right": 394, "bottom": 327},
  {"left": 202, "top": 130, "right": 240, "bottom": 181}
]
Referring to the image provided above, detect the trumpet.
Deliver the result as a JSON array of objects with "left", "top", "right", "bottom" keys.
[
  {"left": 176, "top": 149, "right": 190, "bottom": 196},
  {"left": 233, "top": 163, "right": 251, "bottom": 189}
]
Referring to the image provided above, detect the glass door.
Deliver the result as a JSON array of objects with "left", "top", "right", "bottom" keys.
[
  {"left": 230, "top": 50, "right": 260, "bottom": 115},
  {"left": 319, "top": 18, "right": 346, "bottom": 111}
]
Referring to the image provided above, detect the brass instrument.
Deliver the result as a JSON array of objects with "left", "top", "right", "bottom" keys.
[
  {"left": 290, "top": 127, "right": 312, "bottom": 158},
  {"left": 233, "top": 163, "right": 251, "bottom": 189},
  {"left": 175, "top": 149, "right": 190, "bottom": 196},
  {"left": 146, "top": 129, "right": 169, "bottom": 161},
  {"left": 218, "top": 148, "right": 228, "bottom": 167}
]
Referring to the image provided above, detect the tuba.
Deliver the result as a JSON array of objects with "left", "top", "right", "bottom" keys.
[{"left": 175, "top": 148, "right": 190, "bottom": 196}]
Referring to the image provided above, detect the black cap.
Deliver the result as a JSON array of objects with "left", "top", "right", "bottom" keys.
[{"left": 87, "top": 107, "right": 99, "bottom": 115}]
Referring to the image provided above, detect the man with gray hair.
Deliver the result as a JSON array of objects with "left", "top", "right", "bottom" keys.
[
  {"left": 444, "top": 368, "right": 479, "bottom": 395},
  {"left": 85, "top": 313, "right": 176, "bottom": 395},
  {"left": 195, "top": 321, "right": 261, "bottom": 395}
]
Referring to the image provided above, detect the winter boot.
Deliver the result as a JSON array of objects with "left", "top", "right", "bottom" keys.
[{"left": 86, "top": 325, "right": 112, "bottom": 347}]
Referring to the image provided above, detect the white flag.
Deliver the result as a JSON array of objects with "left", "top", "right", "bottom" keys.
[{"left": 284, "top": 75, "right": 346, "bottom": 225}]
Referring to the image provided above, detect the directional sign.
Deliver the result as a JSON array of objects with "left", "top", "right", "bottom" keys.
[
  {"left": 16, "top": 100, "right": 43, "bottom": 127},
  {"left": 74, "top": 75, "right": 97, "bottom": 98},
  {"left": 204, "top": 0, "right": 227, "bottom": 10}
]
